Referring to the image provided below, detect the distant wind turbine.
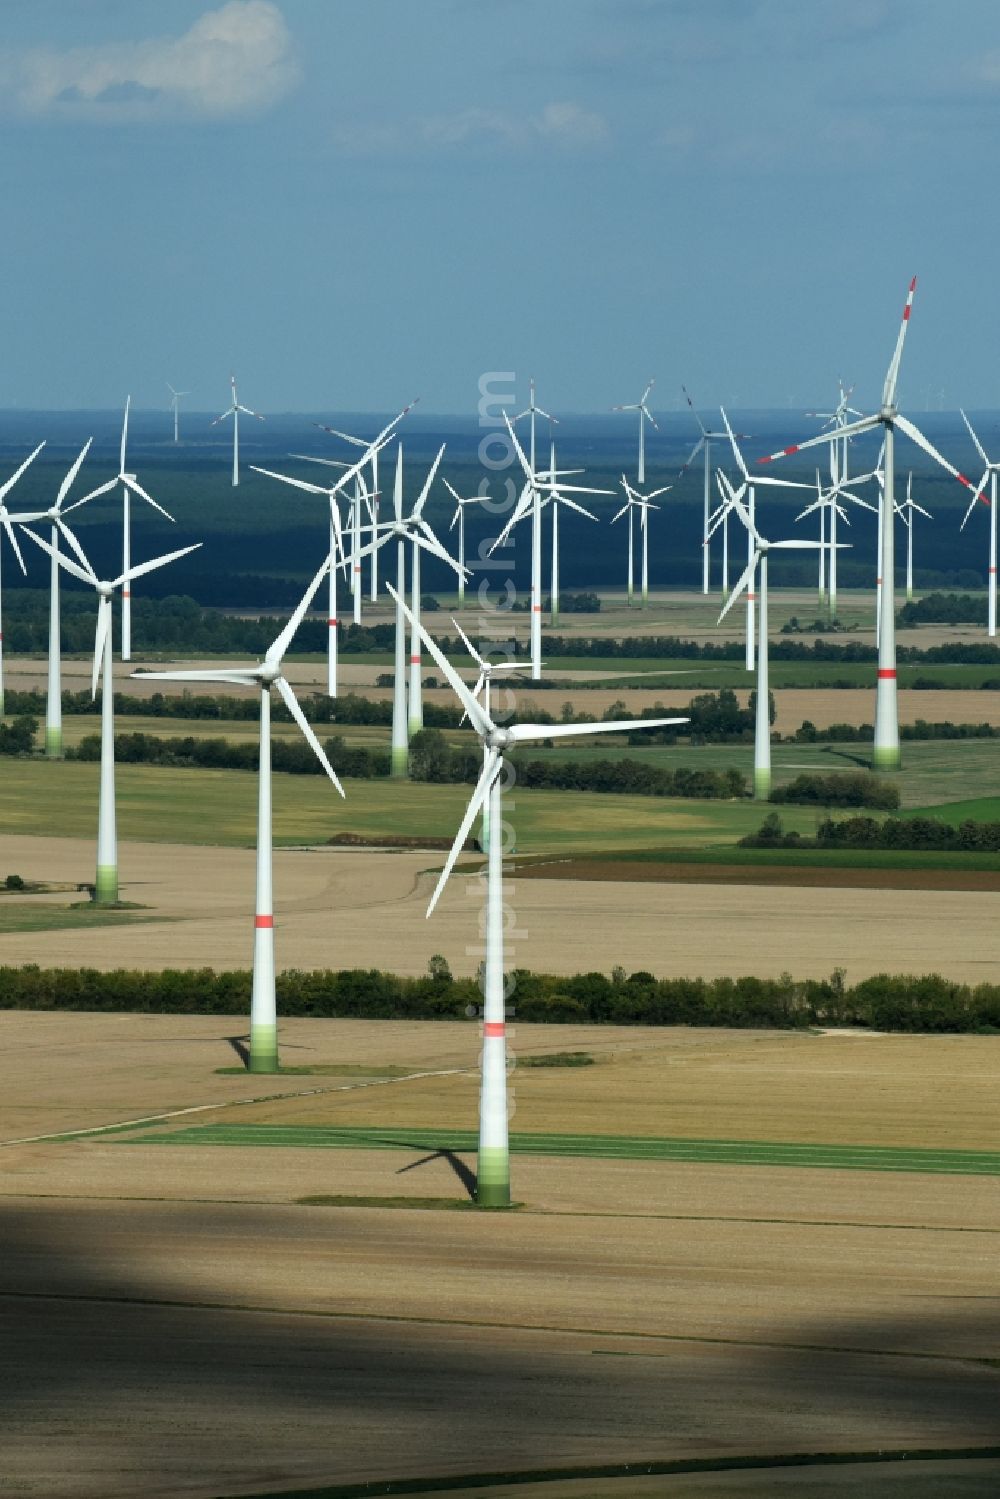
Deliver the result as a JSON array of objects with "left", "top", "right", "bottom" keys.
[
  {"left": 678, "top": 389, "right": 750, "bottom": 595},
  {"left": 0, "top": 442, "right": 46, "bottom": 712},
  {"left": 212, "top": 375, "right": 265, "bottom": 487},
  {"left": 167, "top": 384, "right": 189, "bottom": 444},
  {"left": 958, "top": 410, "right": 1000, "bottom": 637},
  {"left": 613, "top": 379, "right": 658, "bottom": 487},
  {"left": 512, "top": 380, "right": 558, "bottom": 680}
]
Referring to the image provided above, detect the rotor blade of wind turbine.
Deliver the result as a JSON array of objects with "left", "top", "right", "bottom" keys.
[
  {"left": 21, "top": 525, "right": 96, "bottom": 584},
  {"left": 757, "top": 414, "right": 879, "bottom": 465},
  {"left": 426, "top": 748, "right": 501, "bottom": 918},
  {"left": 449, "top": 617, "right": 486, "bottom": 670},
  {"left": 881, "top": 276, "right": 917, "bottom": 410},
  {"left": 266, "top": 552, "right": 332, "bottom": 665},
  {"left": 912, "top": 502, "right": 933, "bottom": 519},
  {"left": 2, "top": 512, "right": 26, "bottom": 574},
  {"left": 960, "top": 409, "right": 990, "bottom": 469},
  {"left": 387, "top": 582, "right": 491, "bottom": 737},
  {"left": 211, "top": 408, "right": 234, "bottom": 425},
  {"left": 415, "top": 522, "right": 467, "bottom": 577},
  {"left": 508, "top": 715, "right": 688, "bottom": 746},
  {"left": 641, "top": 405, "right": 659, "bottom": 431},
  {"left": 67, "top": 478, "right": 119, "bottom": 510},
  {"left": 0, "top": 442, "right": 46, "bottom": 504},
  {"left": 288, "top": 454, "right": 351, "bottom": 469},
  {"left": 133, "top": 667, "right": 261, "bottom": 684},
  {"left": 960, "top": 470, "right": 990, "bottom": 529},
  {"left": 503, "top": 413, "right": 534, "bottom": 482},
  {"left": 768, "top": 539, "right": 846, "bottom": 551},
  {"left": 120, "top": 542, "right": 202, "bottom": 587},
  {"left": 92, "top": 596, "right": 111, "bottom": 700},
  {"left": 315, "top": 426, "right": 366, "bottom": 447},
  {"left": 55, "top": 519, "right": 97, "bottom": 574},
  {"left": 275, "top": 675, "right": 345, "bottom": 797},
  {"left": 556, "top": 494, "right": 598, "bottom": 521},
  {"left": 677, "top": 434, "right": 705, "bottom": 476},
  {"left": 893, "top": 413, "right": 983, "bottom": 500},
  {"left": 718, "top": 556, "right": 758, "bottom": 624},
  {"left": 54, "top": 440, "right": 93, "bottom": 511},
  {"left": 411, "top": 446, "right": 447, "bottom": 520},
  {"left": 119, "top": 397, "right": 130, "bottom": 476},
  {"left": 123, "top": 476, "right": 175, "bottom": 522},
  {"left": 237, "top": 405, "right": 266, "bottom": 421},
  {"left": 610, "top": 502, "right": 630, "bottom": 524},
  {"left": 252, "top": 466, "right": 328, "bottom": 497}
]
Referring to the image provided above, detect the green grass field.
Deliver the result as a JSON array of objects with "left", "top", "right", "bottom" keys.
[
  {"left": 115, "top": 1123, "right": 1000, "bottom": 1175},
  {"left": 0, "top": 902, "right": 166, "bottom": 933},
  {"left": 0, "top": 756, "right": 825, "bottom": 852}
]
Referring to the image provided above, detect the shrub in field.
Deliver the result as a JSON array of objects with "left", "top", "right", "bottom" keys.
[{"left": 770, "top": 771, "right": 899, "bottom": 809}]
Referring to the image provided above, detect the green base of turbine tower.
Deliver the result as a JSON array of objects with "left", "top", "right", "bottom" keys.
[
  {"left": 94, "top": 865, "right": 118, "bottom": 905},
  {"left": 872, "top": 744, "right": 901, "bottom": 772},
  {"left": 390, "top": 746, "right": 409, "bottom": 778},
  {"left": 476, "top": 1148, "right": 511, "bottom": 1208},
  {"left": 45, "top": 727, "right": 63, "bottom": 759},
  {"left": 753, "top": 768, "right": 772, "bottom": 801},
  {"left": 248, "top": 1025, "right": 279, "bottom": 1073}
]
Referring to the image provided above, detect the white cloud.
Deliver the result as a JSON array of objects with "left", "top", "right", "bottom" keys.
[
  {"left": 333, "top": 100, "right": 609, "bottom": 157},
  {"left": 0, "top": 1, "right": 297, "bottom": 121}
]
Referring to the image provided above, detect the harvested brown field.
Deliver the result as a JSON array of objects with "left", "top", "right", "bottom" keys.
[
  {"left": 2, "top": 1015, "right": 1000, "bottom": 1498},
  {"left": 1, "top": 832, "right": 997, "bottom": 982}
]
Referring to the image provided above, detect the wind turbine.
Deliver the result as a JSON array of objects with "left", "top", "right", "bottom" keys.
[
  {"left": 958, "top": 411, "right": 1000, "bottom": 637},
  {"left": 722, "top": 409, "right": 811, "bottom": 672},
  {"left": 501, "top": 415, "right": 611, "bottom": 673},
  {"left": 254, "top": 408, "right": 419, "bottom": 697},
  {"left": 315, "top": 404, "right": 419, "bottom": 605},
  {"left": 794, "top": 449, "right": 878, "bottom": 619},
  {"left": 23, "top": 526, "right": 199, "bottom": 904},
  {"left": 493, "top": 440, "right": 602, "bottom": 623},
  {"left": 362, "top": 445, "right": 466, "bottom": 773},
  {"left": 512, "top": 381, "right": 558, "bottom": 680},
  {"left": 757, "top": 277, "right": 982, "bottom": 770},
  {"left": 679, "top": 389, "right": 750, "bottom": 594},
  {"left": 0, "top": 442, "right": 46, "bottom": 712},
  {"left": 212, "top": 375, "right": 264, "bottom": 487},
  {"left": 719, "top": 488, "right": 843, "bottom": 800},
  {"left": 132, "top": 557, "right": 346, "bottom": 1072},
  {"left": 444, "top": 478, "right": 482, "bottom": 609},
  {"left": 12, "top": 442, "right": 92, "bottom": 755},
  {"left": 898, "top": 472, "right": 932, "bottom": 603},
  {"left": 613, "top": 379, "right": 658, "bottom": 486},
  {"left": 388, "top": 582, "right": 686, "bottom": 1206},
  {"left": 612, "top": 477, "right": 670, "bottom": 609},
  {"left": 167, "top": 384, "right": 189, "bottom": 444},
  {"left": 73, "top": 398, "right": 175, "bottom": 661}
]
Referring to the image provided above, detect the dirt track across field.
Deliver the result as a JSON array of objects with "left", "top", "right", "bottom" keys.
[
  {"left": 2, "top": 1015, "right": 1000, "bottom": 1498},
  {"left": 1, "top": 832, "right": 998, "bottom": 982},
  {"left": 516, "top": 858, "right": 1000, "bottom": 891}
]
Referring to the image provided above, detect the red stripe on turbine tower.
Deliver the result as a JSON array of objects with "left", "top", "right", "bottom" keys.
[
  {"left": 483, "top": 1022, "right": 505, "bottom": 1037},
  {"left": 254, "top": 915, "right": 274, "bottom": 928},
  {"left": 409, "top": 655, "right": 420, "bottom": 664},
  {"left": 877, "top": 669, "right": 897, "bottom": 680},
  {"left": 328, "top": 618, "right": 337, "bottom": 626}
]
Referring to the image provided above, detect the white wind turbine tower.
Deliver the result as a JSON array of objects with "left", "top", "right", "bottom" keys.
[
  {"left": 679, "top": 388, "right": 751, "bottom": 594},
  {"left": 613, "top": 379, "right": 658, "bottom": 486},
  {"left": 512, "top": 380, "right": 558, "bottom": 680},
  {"left": 444, "top": 479, "right": 482, "bottom": 609},
  {"left": 133, "top": 558, "right": 345, "bottom": 1072},
  {"left": 12, "top": 442, "right": 92, "bottom": 756},
  {"left": 719, "top": 487, "right": 843, "bottom": 800},
  {"left": 722, "top": 410, "right": 812, "bottom": 672},
  {"left": 898, "top": 473, "right": 932, "bottom": 603},
  {"left": 23, "top": 526, "right": 199, "bottom": 904},
  {"left": 73, "top": 397, "right": 175, "bottom": 662},
  {"left": 212, "top": 375, "right": 265, "bottom": 487},
  {"left": 612, "top": 477, "right": 671, "bottom": 609},
  {"left": 0, "top": 442, "right": 46, "bottom": 713},
  {"left": 959, "top": 410, "right": 1000, "bottom": 636},
  {"left": 757, "top": 278, "right": 981, "bottom": 771},
  {"left": 388, "top": 582, "right": 686, "bottom": 1207},
  {"left": 167, "top": 384, "right": 189, "bottom": 444}
]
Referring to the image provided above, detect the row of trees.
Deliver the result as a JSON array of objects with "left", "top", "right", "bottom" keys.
[
  {"left": 1, "top": 962, "right": 997, "bottom": 1033},
  {"left": 769, "top": 771, "right": 900, "bottom": 810},
  {"left": 742, "top": 811, "right": 1000, "bottom": 851}
]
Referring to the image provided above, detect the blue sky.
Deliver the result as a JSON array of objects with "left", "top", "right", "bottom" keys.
[{"left": 2, "top": 0, "right": 999, "bottom": 415}]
